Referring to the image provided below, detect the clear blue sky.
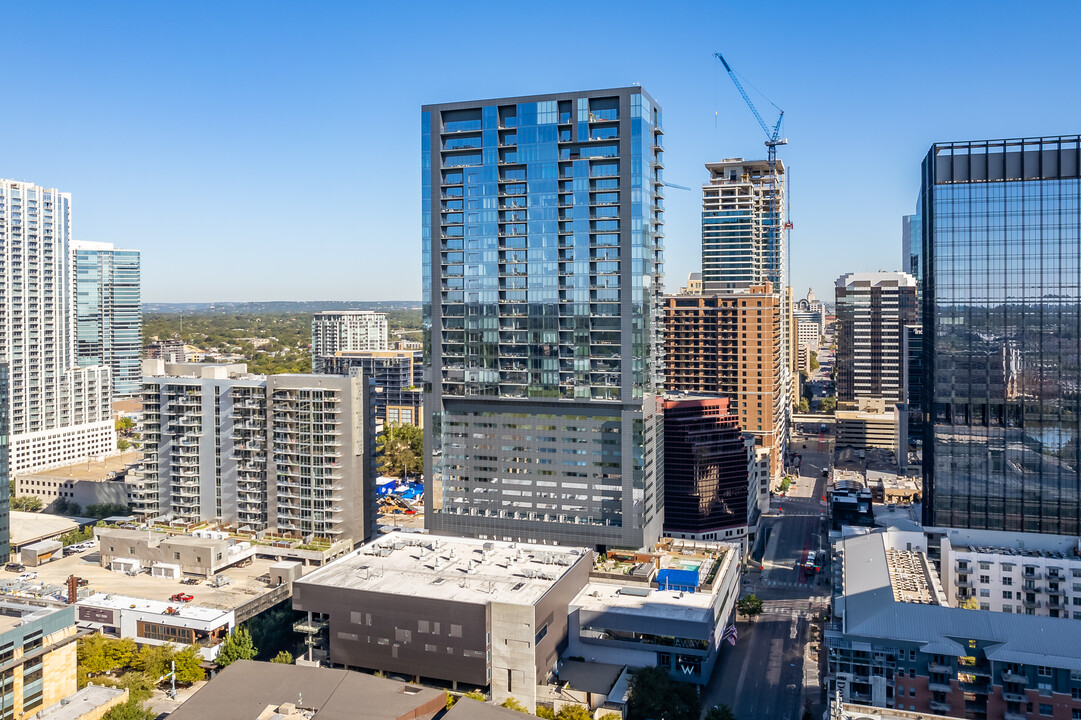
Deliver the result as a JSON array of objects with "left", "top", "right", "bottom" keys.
[{"left": 3, "top": 1, "right": 1078, "bottom": 303}]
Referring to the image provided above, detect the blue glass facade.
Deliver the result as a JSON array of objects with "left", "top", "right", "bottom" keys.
[
  {"left": 922, "top": 136, "right": 1081, "bottom": 533},
  {"left": 74, "top": 244, "right": 141, "bottom": 396},
  {"left": 423, "top": 89, "right": 665, "bottom": 550}
]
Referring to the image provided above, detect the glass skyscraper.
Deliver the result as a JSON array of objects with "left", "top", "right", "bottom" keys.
[
  {"left": 921, "top": 135, "right": 1081, "bottom": 533},
  {"left": 73, "top": 241, "right": 142, "bottom": 396},
  {"left": 422, "top": 88, "right": 666, "bottom": 550}
]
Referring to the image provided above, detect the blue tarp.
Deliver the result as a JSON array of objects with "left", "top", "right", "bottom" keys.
[{"left": 656, "top": 568, "right": 699, "bottom": 592}]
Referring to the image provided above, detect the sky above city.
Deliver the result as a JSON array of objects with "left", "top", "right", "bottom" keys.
[{"left": 3, "top": 1, "right": 1078, "bottom": 303}]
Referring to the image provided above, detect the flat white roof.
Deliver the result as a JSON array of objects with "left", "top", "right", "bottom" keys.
[
  {"left": 78, "top": 593, "right": 231, "bottom": 623},
  {"left": 572, "top": 581, "right": 717, "bottom": 623},
  {"left": 298, "top": 532, "right": 589, "bottom": 606}
]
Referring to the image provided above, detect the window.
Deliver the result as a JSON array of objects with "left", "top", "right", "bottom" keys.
[
  {"left": 909, "top": 669, "right": 915, "bottom": 678},
  {"left": 980, "top": 575, "right": 990, "bottom": 583},
  {"left": 980, "top": 589, "right": 990, "bottom": 597},
  {"left": 173, "top": 552, "right": 180, "bottom": 560},
  {"left": 449, "top": 624, "right": 462, "bottom": 638},
  {"left": 1004, "top": 591, "right": 1014, "bottom": 599},
  {"left": 1039, "top": 666, "right": 1053, "bottom": 677},
  {"left": 1072, "top": 688, "right": 1081, "bottom": 700},
  {"left": 1040, "top": 704, "right": 1052, "bottom": 716},
  {"left": 1003, "top": 577, "right": 1013, "bottom": 586},
  {"left": 418, "top": 620, "right": 429, "bottom": 633},
  {"left": 909, "top": 688, "right": 915, "bottom": 697}
]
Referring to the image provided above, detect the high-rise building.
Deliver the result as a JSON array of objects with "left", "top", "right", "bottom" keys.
[
  {"left": 664, "top": 284, "right": 787, "bottom": 481},
  {"left": 422, "top": 88, "right": 666, "bottom": 550},
  {"left": 311, "top": 311, "right": 388, "bottom": 372},
  {"left": 140, "top": 361, "right": 376, "bottom": 545},
  {"left": 901, "top": 213, "right": 921, "bottom": 286},
  {"left": 0, "top": 364, "right": 8, "bottom": 563},
  {"left": 921, "top": 136, "right": 1081, "bottom": 533},
  {"left": 835, "top": 272, "right": 918, "bottom": 405},
  {"left": 72, "top": 241, "right": 141, "bottom": 397},
  {"left": 794, "top": 287, "right": 826, "bottom": 340},
  {"left": 0, "top": 180, "right": 115, "bottom": 474},
  {"left": 662, "top": 396, "right": 750, "bottom": 546},
  {"left": 317, "top": 349, "right": 423, "bottom": 427}
]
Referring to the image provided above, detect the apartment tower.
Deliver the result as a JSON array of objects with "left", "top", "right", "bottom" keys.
[
  {"left": 73, "top": 241, "right": 142, "bottom": 397},
  {"left": 311, "top": 311, "right": 389, "bottom": 373},
  {"left": 0, "top": 180, "right": 115, "bottom": 473},
  {"left": 921, "top": 136, "right": 1081, "bottom": 533},
  {"left": 834, "top": 272, "right": 918, "bottom": 405},
  {"left": 422, "top": 88, "right": 666, "bottom": 550}
]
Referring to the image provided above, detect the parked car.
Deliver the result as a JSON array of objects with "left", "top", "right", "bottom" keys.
[
  {"left": 4, "top": 563, "right": 24, "bottom": 573},
  {"left": 170, "top": 593, "right": 193, "bottom": 603}
]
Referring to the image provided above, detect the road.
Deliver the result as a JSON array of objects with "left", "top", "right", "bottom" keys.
[{"left": 701, "top": 436, "right": 831, "bottom": 720}]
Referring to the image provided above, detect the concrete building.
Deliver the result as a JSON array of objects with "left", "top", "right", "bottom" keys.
[
  {"left": 76, "top": 592, "right": 232, "bottom": 661},
  {"left": 796, "top": 344, "right": 812, "bottom": 375},
  {"left": 827, "top": 527, "right": 1081, "bottom": 719},
  {"left": 94, "top": 527, "right": 259, "bottom": 579},
  {"left": 0, "top": 601, "right": 79, "bottom": 718},
  {"left": 836, "top": 398, "right": 904, "bottom": 458},
  {"left": 797, "top": 320, "right": 822, "bottom": 351},
  {"left": 139, "top": 361, "right": 376, "bottom": 546},
  {"left": 795, "top": 288, "right": 827, "bottom": 338},
  {"left": 35, "top": 685, "right": 128, "bottom": 720},
  {"left": 664, "top": 284, "right": 788, "bottom": 482},
  {"left": 0, "top": 180, "right": 117, "bottom": 476},
  {"left": 311, "top": 312, "right": 389, "bottom": 373},
  {"left": 835, "top": 272, "right": 918, "bottom": 405},
  {"left": 168, "top": 661, "right": 447, "bottom": 720},
  {"left": 661, "top": 396, "right": 751, "bottom": 547},
  {"left": 423, "top": 88, "right": 666, "bottom": 551},
  {"left": 680, "top": 271, "right": 703, "bottom": 295},
  {"left": 317, "top": 350, "right": 423, "bottom": 427},
  {"left": 72, "top": 241, "right": 141, "bottom": 398},
  {"left": 145, "top": 339, "right": 186, "bottom": 363},
  {"left": 14, "top": 454, "right": 141, "bottom": 512},
  {"left": 567, "top": 539, "right": 740, "bottom": 685},
  {"left": 292, "top": 532, "right": 593, "bottom": 713}
]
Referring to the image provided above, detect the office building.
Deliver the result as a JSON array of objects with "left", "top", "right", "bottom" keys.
[
  {"left": 795, "top": 287, "right": 826, "bottom": 333},
  {"left": 835, "top": 397, "right": 904, "bottom": 458},
  {"left": 921, "top": 136, "right": 1081, "bottom": 533},
  {"left": 662, "top": 396, "right": 750, "bottom": 545},
  {"left": 311, "top": 311, "right": 388, "bottom": 373},
  {"left": 901, "top": 213, "right": 921, "bottom": 287},
  {"left": 72, "top": 241, "right": 141, "bottom": 397},
  {"left": 140, "top": 361, "right": 375, "bottom": 545},
  {"left": 797, "top": 320, "right": 821, "bottom": 351},
  {"left": 835, "top": 272, "right": 918, "bottom": 405},
  {"left": 904, "top": 324, "right": 923, "bottom": 440},
  {"left": 317, "top": 349, "right": 423, "bottom": 427},
  {"left": 0, "top": 601, "right": 78, "bottom": 718},
  {"left": 664, "top": 284, "right": 787, "bottom": 481},
  {"left": 422, "top": 88, "right": 666, "bottom": 550},
  {"left": 0, "top": 180, "right": 116, "bottom": 474},
  {"left": 827, "top": 526, "right": 1081, "bottom": 719},
  {"left": 292, "top": 532, "right": 593, "bottom": 713}
]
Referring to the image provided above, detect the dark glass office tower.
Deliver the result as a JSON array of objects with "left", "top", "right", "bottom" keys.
[
  {"left": 921, "top": 136, "right": 1081, "bottom": 533},
  {"left": 422, "top": 88, "right": 666, "bottom": 550}
]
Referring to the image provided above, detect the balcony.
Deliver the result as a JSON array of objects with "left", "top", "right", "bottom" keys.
[
  {"left": 1022, "top": 598, "right": 1041, "bottom": 609},
  {"left": 929, "top": 701, "right": 951, "bottom": 713},
  {"left": 1005, "top": 713, "right": 1027, "bottom": 720},
  {"left": 1002, "top": 691, "right": 1027, "bottom": 703},
  {"left": 1002, "top": 670, "right": 1027, "bottom": 684},
  {"left": 928, "top": 682, "right": 952, "bottom": 693},
  {"left": 928, "top": 662, "right": 952, "bottom": 674}
]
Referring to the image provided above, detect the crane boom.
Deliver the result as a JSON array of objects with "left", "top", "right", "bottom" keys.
[{"left": 714, "top": 52, "right": 774, "bottom": 141}]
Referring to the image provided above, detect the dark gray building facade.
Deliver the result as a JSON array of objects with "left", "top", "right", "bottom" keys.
[
  {"left": 422, "top": 88, "right": 667, "bottom": 551},
  {"left": 921, "top": 136, "right": 1081, "bottom": 533}
]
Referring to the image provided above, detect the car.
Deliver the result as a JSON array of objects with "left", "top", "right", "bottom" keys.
[
  {"left": 822, "top": 468, "right": 830, "bottom": 477},
  {"left": 170, "top": 593, "right": 193, "bottom": 603},
  {"left": 17, "top": 572, "right": 37, "bottom": 582},
  {"left": 76, "top": 578, "right": 89, "bottom": 587},
  {"left": 4, "top": 563, "right": 24, "bottom": 573}
]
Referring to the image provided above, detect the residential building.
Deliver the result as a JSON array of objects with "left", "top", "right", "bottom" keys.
[
  {"left": 422, "top": 88, "right": 666, "bottom": 550},
  {"left": 76, "top": 593, "right": 232, "bottom": 661},
  {"left": 139, "top": 361, "right": 376, "bottom": 546},
  {"left": 796, "top": 344, "right": 812, "bottom": 375},
  {"left": 797, "top": 320, "right": 821, "bottom": 351},
  {"left": 0, "top": 601, "right": 79, "bottom": 719},
  {"left": 292, "top": 532, "right": 593, "bottom": 713},
  {"left": 0, "top": 364, "right": 8, "bottom": 564},
  {"left": 680, "top": 271, "right": 703, "bottom": 295},
  {"left": 72, "top": 241, "right": 141, "bottom": 397},
  {"left": 662, "top": 396, "right": 751, "bottom": 546},
  {"left": 567, "top": 539, "right": 740, "bottom": 685},
  {"left": 835, "top": 272, "right": 918, "bottom": 405},
  {"left": 14, "top": 454, "right": 141, "bottom": 512},
  {"left": 317, "top": 349, "right": 423, "bottom": 427},
  {"left": 0, "top": 180, "right": 116, "bottom": 475},
  {"left": 921, "top": 136, "right": 1081, "bottom": 534},
  {"left": 167, "top": 661, "right": 446, "bottom": 720},
  {"left": 145, "top": 339, "right": 186, "bottom": 363},
  {"left": 311, "top": 311, "right": 389, "bottom": 373},
  {"left": 835, "top": 397, "right": 904, "bottom": 459},
  {"left": 664, "top": 284, "right": 787, "bottom": 481},
  {"left": 827, "top": 526, "right": 1081, "bottom": 719}
]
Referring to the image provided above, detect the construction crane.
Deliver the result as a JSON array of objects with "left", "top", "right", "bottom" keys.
[{"left": 713, "top": 51, "right": 787, "bottom": 169}]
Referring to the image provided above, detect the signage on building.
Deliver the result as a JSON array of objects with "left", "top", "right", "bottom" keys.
[{"left": 79, "top": 606, "right": 117, "bottom": 625}]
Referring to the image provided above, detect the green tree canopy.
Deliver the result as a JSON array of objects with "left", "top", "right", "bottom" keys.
[
  {"left": 11, "top": 496, "right": 43, "bottom": 512},
  {"left": 737, "top": 594, "right": 764, "bottom": 618},
  {"left": 376, "top": 422, "right": 423, "bottom": 478},
  {"left": 705, "top": 705, "right": 739, "bottom": 720},
  {"left": 173, "top": 645, "right": 206, "bottom": 684},
  {"left": 626, "top": 666, "right": 701, "bottom": 720},
  {"left": 270, "top": 650, "right": 294, "bottom": 664},
  {"left": 500, "top": 697, "right": 529, "bottom": 712},
  {"left": 819, "top": 397, "right": 837, "bottom": 414},
  {"left": 798, "top": 398, "right": 810, "bottom": 414},
  {"left": 446, "top": 691, "right": 486, "bottom": 709},
  {"left": 216, "top": 627, "right": 257, "bottom": 667},
  {"left": 556, "top": 706, "right": 593, "bottom": 720},
  {"left": 102, "top": 699, "right": 156, "bottom": 720}
]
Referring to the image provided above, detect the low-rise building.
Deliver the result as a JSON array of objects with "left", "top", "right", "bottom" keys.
[
  {"left": 567, "top": 539, "right": 740, "bottom": 685},
  {"left": 827, "top": 527, "right": 1081, "bottom": 718},
  {"left": 76, "top": 593, "right": 232, "bottom": 661},
  {"left": 0, "top": 600, "right": 79, "bottom": 718},
  {"left": 94, "top": 528, "right": 256, "bottom": 579},
  {"left": 292, "top": 532, "right": 593, "bottom": 713},
  {"left": 36, "top": 685, "right": 128, "bottom": 720},
  {"left": 14, "top": 454, "right": 142, "bottom": 512},
  {"left": 836, "top": 398, "right": 904, "bottom": 458},
  {"left": 168, "top": 660, "right": 446, "bottom": 720}
]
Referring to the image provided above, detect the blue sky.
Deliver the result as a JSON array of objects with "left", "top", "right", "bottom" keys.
[{"left": 3, "top": 1, "right": 1078, "bottom": 303}]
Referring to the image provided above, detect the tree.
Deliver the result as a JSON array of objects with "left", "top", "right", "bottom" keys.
[
  {"left": 810, "top": 351, "right": 820, "bottom": 371},
  {"left": 799, "top": 369, "right": 809, "bottom": 382},
  {"left": 270, "top": 650, "right": 293, "bottom": 664},
  {"left": 959, "top": 596, "right": 980, "bottom": 610},
  {"left": 376, "top": 422, "right": 424, "bottom": 478},
  {"left": 500, "top": 697, "right": 529, "bottom": 712},
  {"left": 737, "top": 594, "right": 764, "bottom": 619},
  {"left": 599, "top": 715, "right": 622, "bottom": 720},
  {"left": 105, "top": 637, "right": 138, "bottom": 671},
  {"left": 556, "top": 706, "right": 593, "bottom": 720},
  {"left": 102, "top": 699, "right": 156, "bottom": 720},
  {"left": 216, "top": 627, "right": 257, "bottom": 667},
  {"left": 134, "top": 643, "right": 175, "bottom": 679},
  {"left": 117, "top": 438, "right": 132, "bottom": 452},
  {"left": 446, "top": 691, "right": 486, "bottom": 709},
  {"left": 626, "top": 666, "right": 701, "bottom": 720},
  {"left": 113, "top": 672, "right": 155, "bottom": 703},
  {"left": 86, "top": 503, "right": 132, "bottom": 519},
  {"left": 798, "top": 398, "right": 810, "bottom": 414},
  {"left": 116, "top": 416, "right": 135, "bottom": 435},
  {"left": 61, "top": 526, "right": 94, "bottom": 546},
  {"left": 77, "top": 634, "right": 112, "bottom": 675},
  {"left": 536, "top": 708, "right": 557, "bottom": 719},
  {"left": 10, "top": 496, "right": 43, "bottom": 512},
  {"left": 706, "top": 705, "right": 738, "bottom": 720},
  {"left": 819, "top": 397, "right": 837, "bottom": 414},
  {"left": 173, "top": 645, "right": 206, "bottom": 684}
]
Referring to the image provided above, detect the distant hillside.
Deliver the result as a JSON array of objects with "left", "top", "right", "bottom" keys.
[{"left": 143, "top": 300, "right": 421, "bottom": 315}]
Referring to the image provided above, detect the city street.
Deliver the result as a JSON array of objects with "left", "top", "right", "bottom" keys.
[{"left": 701, "top": 436, "right": 832, "bottom": 720}]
